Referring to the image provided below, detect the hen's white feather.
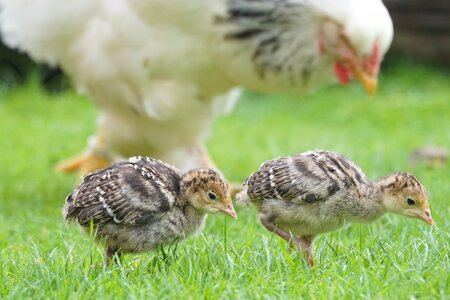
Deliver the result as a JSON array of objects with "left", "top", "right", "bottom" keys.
[{"left": 0, "top": 0, "right": 392, "bottom": 171}]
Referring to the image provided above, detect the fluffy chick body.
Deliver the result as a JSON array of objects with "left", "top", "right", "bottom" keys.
[
  {"left": 64, "top": 156, "right": 236, "bottom": 263},
  {"left": 237, "top": 150, "right": 433, "bottom": 266}
]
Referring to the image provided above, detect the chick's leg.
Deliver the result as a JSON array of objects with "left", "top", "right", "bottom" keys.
[
  {"left": 295, "top": 237, "right": 314, "bottom": 267},
  {"left": 260, "top": 215, "right": 315, "bottom": 266},
  {"left": 260, "top": 217, "right": 296, "bottom": 250},
  {"left": 106, "top": 247, "right": 122, "bottom": 267}
]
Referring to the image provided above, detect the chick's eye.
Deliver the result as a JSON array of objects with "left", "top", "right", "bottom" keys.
[
  {"left": 406, "top": 197, "right": 416, "bottom": 206},
  {"left": 207, "top": 191, "right": 218, "bottom": 201}
]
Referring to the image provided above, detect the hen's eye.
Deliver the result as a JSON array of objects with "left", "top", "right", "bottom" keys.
[
  {"left": 406, "top": 197, "right": 416, "bottom": 206},
  {"left": 207, "top": 191, "right": 218, "bottom": 201}
]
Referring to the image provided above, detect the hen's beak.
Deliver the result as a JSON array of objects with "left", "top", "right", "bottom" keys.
[
  {"left": 220, "top": 200, "right": 238, "bottom": 219},
  {"left": 354, "top": 69, "right": 377, "bottom": 95},
  {"left": 360, "top": 72, "right": 377, "bottom": 95},
  {"left": 333, "top": 34, "right": 379, "bottom": 95},
  {"left": 415, "top": 211, "right": 434, "bottom": 225}
]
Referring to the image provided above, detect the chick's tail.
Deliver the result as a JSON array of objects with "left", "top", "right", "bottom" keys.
[{"left": 235, "top": 187, "right": 252, "bottom": 207}]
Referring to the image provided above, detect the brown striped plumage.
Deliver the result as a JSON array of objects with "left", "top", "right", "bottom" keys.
[
  {"left": 63, "top": 156, "right": 237, "bottom": 265},
  {"left": 237, "top": 150, "right": 433, "bottom": 267}
]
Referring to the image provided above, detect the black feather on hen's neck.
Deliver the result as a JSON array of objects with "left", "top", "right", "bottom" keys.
[{"left": 218, "top": 0, "right": 318, "bottom": 85}]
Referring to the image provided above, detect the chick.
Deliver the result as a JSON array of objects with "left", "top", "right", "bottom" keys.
[
  {"left": 63, "top": 156, "right": 237, "bottom": 265},
  {"left": 237, "top": 150, "right": 433, "bottom": 267}
]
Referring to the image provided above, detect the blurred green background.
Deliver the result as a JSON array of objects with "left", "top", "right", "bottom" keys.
[
  {"left": 0, "top": 2, "right": 449, "bottom": 298},
  {"left": 1, "top": 58, "right": 449, "bottom": 298}
]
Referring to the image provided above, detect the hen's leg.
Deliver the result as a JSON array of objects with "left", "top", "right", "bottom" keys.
[
  {"left": 56, "top": 125, "right": 111, "bottom": 175},
  {"left": 197, "top": 146, "right": 243, "bottom": 197},
  {"left": 56, "top": 150, "right": 111, "bottom": 174},
  {"left": 197, "top": 146, "right": 215, "bottom": 169}
]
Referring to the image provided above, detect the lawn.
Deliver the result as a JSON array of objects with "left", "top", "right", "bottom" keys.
[{"left": 0, "top": 60, "right": 449, "bottom": 299}]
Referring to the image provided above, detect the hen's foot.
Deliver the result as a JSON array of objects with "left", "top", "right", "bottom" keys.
[{"left": 56, "top": 150, "right": 111, "bottom": 175}]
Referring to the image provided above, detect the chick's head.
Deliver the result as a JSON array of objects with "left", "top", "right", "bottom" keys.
[
  {"left": 382, "top": 172, "right": 433, "bottom": 225},
  {"left": 181, "top": 169, "right": 237, "bottom": 219}
]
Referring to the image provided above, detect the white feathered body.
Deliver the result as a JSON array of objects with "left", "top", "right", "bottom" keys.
[{"left": 0, "top": 0, "right": 393, "bottom": 171}]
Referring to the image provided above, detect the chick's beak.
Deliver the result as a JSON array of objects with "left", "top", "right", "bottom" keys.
[
  {"left": 219, "top": 199, "right": 238, "bottom": 220},
  {"left": 416, "top": 210, "right": 434, "bottom": 225}
]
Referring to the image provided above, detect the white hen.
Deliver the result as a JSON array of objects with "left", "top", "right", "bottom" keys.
[{"left": 0, "top": 0, "right": 393, "bottom": 173}]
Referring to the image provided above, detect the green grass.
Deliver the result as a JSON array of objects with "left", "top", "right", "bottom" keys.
[{"left": 0, "top": 61, "right": 449, "bottom": 299}]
